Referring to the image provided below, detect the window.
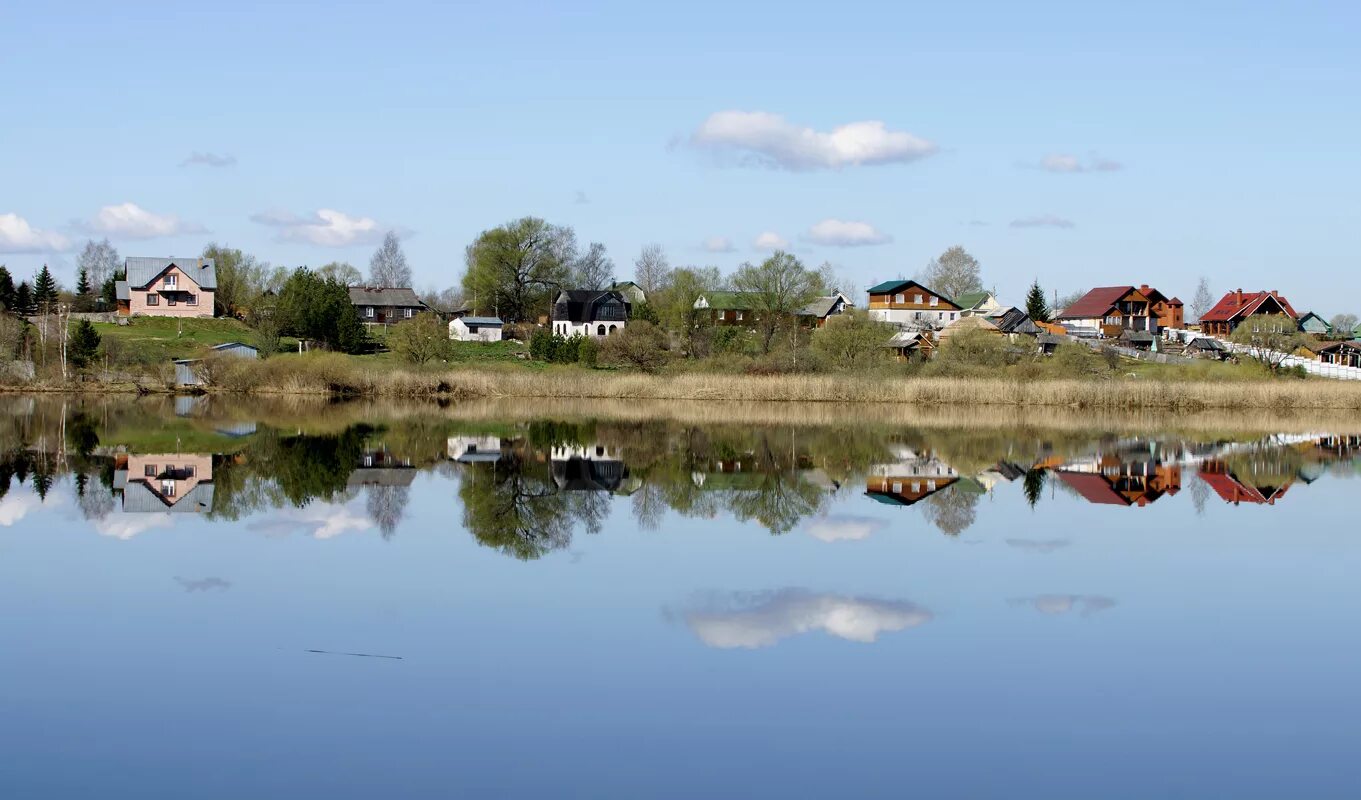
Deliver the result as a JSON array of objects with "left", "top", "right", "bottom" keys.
[
  {"left": 365, "top": 307, "right": 374, "bottom": 318},
  {"left": 165, "top": 274, "right": 177, "bottom": 289},
  {"left": 914, "top": 294, "right": 923, "bottom": 304},
  {"left": 597, "top": 324, "right": 606, "bottom": 336},
  {"left": 736, "top": 311, "right": 744, "bottom": 321},
  {"left": 609, "top": 325, "right": 617, "bottom": 334},
  {"left": 144, "top": 464, "right": 157, "bottom": 477},
  {"left": 167, "top": 296, "right": 177, "bottom": 306},
  {"left": 146, "top": 293, "right": 159, "bottom": 306},
  {"left": 186, "top": 465, "right": 196, "bottom": 477},
  {"left": 186, "top": 293, "right": 197, "bottom": 306},
  {"left": 404, "top": 308, "right": 413, "bottom": 319},
  {"left": 929, "top": 296, "right": 939, "bottom": 307},
  {"left": 894, "top": 293, "right": 904, "bottom": 303},
  {"left": 162, "top": 480, "right": 176, "bottom": 498}
]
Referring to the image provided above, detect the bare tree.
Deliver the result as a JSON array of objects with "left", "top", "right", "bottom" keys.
[
  {"left": 1330, "top": 313, "right": 1358, "bottom": 337},
  {"left": 1055, "top": 288, "right": 1088, "bottom": 314},
  {"left": 420, "top": 286, "right": 465, "bottom": 313},
  {"left": 369, "top": 231, "right": 412, "bottom": 287},
  {"left": 317, "top": 261, "right": 363, "bottom": 286},
  {"left": 731, "top": 251, "right": 823, "bottom": 353},
  {"left": 76, "top": 238, "right": 120, "bottom": 290},
  {"left": 573, "top": 242, "right": 615, "bottom": 290},
  {"left": 366, "top": 484, "right": 410, "bottom": 540},
  {"left": 1228, "top": 313, "right": 1306, "bottom": 371},
  {"left": 634, "top": 243, "right": 672, "bottom": 295},
  {"left": 919, "top": 245, "right": 982, "bottom": 302},
  {"left": 1191, "top": 277, "right": 1214, "bottom": 323}
]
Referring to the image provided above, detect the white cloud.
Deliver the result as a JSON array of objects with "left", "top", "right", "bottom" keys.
[
  {"left": 703, "top": 236, "right": 736, "bottom": 253},
  {"left": 803, "top": 218, "right": 892, "bottom": 247},
  {"left": 1009, "top": 594, "right": 1116, "bottom": 616},
  {"left": 690, "top": 110, "right": 937, "bottom": 171},
  {"left": 181, "top": 152, "right": 237, "bottom": 168},
  {"left": 685, "top": 589, "right": 932, "bottom": 649},
  {"left": 1036, "top": 153, "right": 1123, "bottom": 173},
  {"left": 753, "top": 231, "right": 788, "bottom": 250},
  {"left": 250, "top": 208, "right": 386, "bottom": 247},
  {"left": 95, "top": 513, "right": 174, "bottom": 540},
  {"left": 246, "top": 502, "right": 372, "bottom": 540},
  {"left": 81, "top": 202, "right": 205, "bottom": 239},
  {"left": 804, "top": 513, "right": 888, "bottom": 543},
  {"left": 0, "top": 213, "right": 71, "bottom": 253},
  {"left": 1011, "top": 214, "right": 1076, "bottom": 229}
]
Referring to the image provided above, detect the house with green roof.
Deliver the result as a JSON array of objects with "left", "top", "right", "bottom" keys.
[
  {"left": 1298, "top": 311, "right": 1332, "bottom": 336},
  {"left": 953, "top": 290, "right": 1002, "bottom": 315},
  {"left": 866, "top": 279, "right": 962, "bottom": 329}
]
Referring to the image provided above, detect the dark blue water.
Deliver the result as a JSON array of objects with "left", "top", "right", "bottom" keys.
[{"left": 1, "top": 398, "right": 1358, "bottom": 798}]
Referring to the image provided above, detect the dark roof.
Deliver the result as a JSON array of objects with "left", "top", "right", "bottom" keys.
[
  {"left": 865, "top": 280, "right": 960, "bottom": 309},
  {"left": 1187, "top": 337, "right": 1228, "bottom": 351},
  {"left": 1200, "top": 290, "right": 1299, "bottom": 324},
  {"left": 460, "top": 316, "right": 503, "bottom": 326},
  {"left": 1318, "top": 340, "right": 1361, "bottom": 355},
  {"left": 348, "top": 287, "right": 424, "bottom": 307},
  {"left": 800, "top": 294, "right": 849, "bottom": 318},
  {"left": 1120, "top": 330, "right": 1157, "bottom": 343},
  {"left": 988, "top": 307, "right": 1040, "bottom": 335},
  {"left": 125, "top": 257, "right": 218, "bottom": 290},
  {"left": 1056, "top": 286, "right": 1136, "bottom": 320},
  {"left": 553, "top": 290, "right": 629, "bottom": 323}
]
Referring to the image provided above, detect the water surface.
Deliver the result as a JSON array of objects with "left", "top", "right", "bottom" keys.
[{"left": 2, "top": 396, "right": 1359, "bottom": 799}]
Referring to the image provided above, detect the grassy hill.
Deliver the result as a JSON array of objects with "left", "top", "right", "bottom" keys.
[{"left": 90, "top": 317, "right": 294, "bottom": 362}]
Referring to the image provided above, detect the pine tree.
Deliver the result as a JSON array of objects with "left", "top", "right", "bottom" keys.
[
  {"left": 0, "top": 266, "right": 14, "bottom": 312},
  {"left": 1025, "top": 279, "right": 1050, "bottom": 323},
  {"left": 74, "top": 267, "right": 94, "bottom": 312},
  {"left": 69, "top": 320, "right": 102, "bottom": 370},
  {"left": 33, "top": 265, "right": 58, "bottom": 312},
  {"left": 14, "top": 282, "right": 34, "bottom": 316}
]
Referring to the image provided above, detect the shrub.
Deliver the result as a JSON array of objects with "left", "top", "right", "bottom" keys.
[
  {"left": 578, "top": 336, "right": 599, "bottom": 368},
  {"left": 600, "top": 321, "right": 670, "bottom": 373},
  {"left": 810, "top": 310, "right": 894, "bottom": 370},
  {"left": 387, "top": 313, "right": 450, "bottom": 365}
]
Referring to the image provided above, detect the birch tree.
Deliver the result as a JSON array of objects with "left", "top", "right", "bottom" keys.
[{"left": 369, "top": 231, "right": 412, "bottom": 287}]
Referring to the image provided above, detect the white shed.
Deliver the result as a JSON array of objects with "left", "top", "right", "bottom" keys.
[{"left": 449, "top": 316, "right": 504, "bottom": 342}]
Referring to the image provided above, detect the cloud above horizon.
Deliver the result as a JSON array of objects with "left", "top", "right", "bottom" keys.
[
  {"left": 181, "top": 152, "right": 237, "bottom": 168},
  {"left": 1009, "top": 594, "right": 1116, "bottom": 616},
  {"left": 250, "top": 208, "right": 388, "bottom": 247},
  {"left": 1011, "top": 214, "right": 1075, "bottom": 229},
  {"left": 703, "top": 236, "right": 736, "bottom": 253},
  {"left": 803, "top": 513, "right": 889, "bottom": 543},
  {"left": 690, "top": 110, "right": 937, "bottom": 171},
  {"left": 78, "top": 202, "right": 206, "bottom": 239},
  {"left": 804, "top": 218, "right": 892, "bottom": 247},
  {"left": 753, "top": 231, "right": 788, "bottom": 250},
  {"left": 0, "top": 213, "right": 71, "bottom": 253},
  {"left": 1036, "top": 153, "right": 1123, "bottom": 173},
  {"left": 683, "top": 589, "right": 932, "bottom": 649}
]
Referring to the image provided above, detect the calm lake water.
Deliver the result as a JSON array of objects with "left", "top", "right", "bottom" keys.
[{"left": 2, "top": 395, "right": 1360, "bottom": 799}]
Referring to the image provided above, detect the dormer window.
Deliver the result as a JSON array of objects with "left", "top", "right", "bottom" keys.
[{"left": 165, "top": 274, "right": 177, "bottom": 289}]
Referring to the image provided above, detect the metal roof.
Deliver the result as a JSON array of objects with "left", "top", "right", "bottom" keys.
[
  {"left": 120, "top": 481, "right": 215, "bottom": 513},
  {"left": 114, "top": 280, "right": 130, "bottom": 301},
  {"left": 125, "top": 257, "right": 217, "bottom": 290},
  {"left": 459, "top": 316, "right": 503, "bottom": 326},
  {"left": 348, "top": 287, "right": 424, "bottom": 307}
]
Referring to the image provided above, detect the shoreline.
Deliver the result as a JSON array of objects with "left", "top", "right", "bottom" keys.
[{"left": 5, "top": 368, "right": 1361, "bottom": 411}]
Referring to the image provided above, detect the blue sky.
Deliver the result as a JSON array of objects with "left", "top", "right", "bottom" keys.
[{"left": 2, "top": 0, "right": 1358, "bottom": 314}]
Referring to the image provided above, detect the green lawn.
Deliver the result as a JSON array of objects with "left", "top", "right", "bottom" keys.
[{"left": 90, "top": 317, "right": 296, "bottom": 362}]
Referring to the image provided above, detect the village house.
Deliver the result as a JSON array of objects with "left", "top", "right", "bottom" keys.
[
  {"left": 1052, "top": 450, "right": 1182, "bottom": 507},
  {"left": 112, "top": 453, "right": 215, "bottom": 513},
  {"left": 448, "top": 315, "right": 504, "bottom": 342},
  {"left": 1297, "top": 312, "right": 1333, "bottom": 336},
  {"left": 1185, "top": 337, "right": 1231, "bottom": 360},
  {"left": 1139, "top": 285, "right": 1184, "bottom": 330},
  {"left": 1317, "top": 340, "right": 1361, "bottom": 369},
  {"left": 883, "top": 330, "right": 935, "bottom": 362},
  {"left": 609, "top": 281, "right": 647, "bottom": 306},
  {"left": 349, "top": 287, "right": 427, "bottom": 325},
  {"left": 981, "top": 306, "right": 1043, "bottom": 339},
  {"left": 953, "top": 290, "right": 1003, "bottom": 316},
  {"left": 115, "top": 257, "right": 217, "bottom": 318},
  {"left": 936, "top": 314, "right": 1002, "bottom": 346},
  {"left": 552, "top": 289, "right": 630, "bottom": 337},
  {"left": 1055, "top": 286, "right": 1163, "bottom": 338},
  {"left": 866, "top": 280, "right": 962, "bottom": 329},
  {"left": 1197, "top": 289, "right": 1299, "bottom": 337},
  {"left": 1197, "top": 460, "right": 1291, "bottom": 505},
  {"left": 863, "top": 445, "right": 960, "bottom": 507},
  {"left": 690, "top": 291, "right": 850, "bottom": 327}
]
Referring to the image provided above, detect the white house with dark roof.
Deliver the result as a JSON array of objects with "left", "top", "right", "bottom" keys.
[
  {"left": 551, "top": 290, "right": 629, "bottom": 337},
  {"left": 116, "top": 257, "right": 217, "bottom": 318},
  {"left": 449, "top": 315, "right": 504, "bottom": 342}
]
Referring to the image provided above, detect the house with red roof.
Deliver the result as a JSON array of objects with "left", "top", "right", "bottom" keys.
[
  {"left": 1198, "top": 289, "right": 1299, "bottom": 337},
  {"left": 1139, "top": 284, "right": 1184, "bottom": 330},
  {"left": 1055, "top": 286, "right": 1162, "bottom": 338},
  {"left": 1197, "top": 461, "right": 1292, "bottom": 505}
]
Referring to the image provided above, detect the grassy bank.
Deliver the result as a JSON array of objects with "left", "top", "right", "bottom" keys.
[{"left": 69, "top": 352, "right": 1358, "bottom": 411}]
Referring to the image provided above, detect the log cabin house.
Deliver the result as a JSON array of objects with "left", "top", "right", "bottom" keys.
[
  {"left": 1055, "top": 286, "right": 1162, "bottom": 338},
  {"left": 865, "top": 280, "right": 962, "bottom": 329}
]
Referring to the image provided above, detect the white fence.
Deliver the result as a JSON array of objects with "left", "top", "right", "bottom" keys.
[{"left": 1163, "top": 328, "right": 1361, "bottom": 382}]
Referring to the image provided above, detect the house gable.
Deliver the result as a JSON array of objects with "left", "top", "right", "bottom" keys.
[{"left": 866, "top": 280, "right": 961, "bottom": 311}]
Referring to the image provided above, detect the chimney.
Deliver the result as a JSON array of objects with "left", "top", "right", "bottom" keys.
[
  {"left": 1271, "top": 289, "right": 1279, "bottom": 299},
  {"left": 1140, "top": 284, "right": 1150, "bottom": 294},
  {"left": 1235, "top": 289, "right": 1243, "bottom": 306}
]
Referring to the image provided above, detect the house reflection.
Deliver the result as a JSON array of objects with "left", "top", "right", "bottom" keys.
[
  {"left": 550, "top": 444, "right": 638, "bottom": 494},
  {"left": 864, "top": 445, "right": 959, "bottom": 507},
  {"left": 1051, "top": 444, "right": 1183, "bottom": 507},
  {"left": 113, "top": 453, "right": 215, "bottom": 513}
]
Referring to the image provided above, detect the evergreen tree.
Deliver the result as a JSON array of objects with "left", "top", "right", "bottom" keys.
[
  {"left": 33, "top": 265, "right": 58, "bottom": 312},
  {"left": 1025, "top": 278, "right": 1050, "bottom": 323},
  {"left": 32, "top": 466, "right": 53, "bottom": 500},
  {"left": 99, "top": 267, "right": 124, "bottom": 310},
  {"left": 0, "top": 266, "right": 14, "bottom": 312},
  {"left": 14, "top": 282, "right": 34, "bottom": 316},
  {"left": 73, "top": 267, "right": 95, "bottom": 312},
  {"left": 1023, "top": 469, "right": 1046, "bottom": 508},
  {"left": 69, "top": 320, "right": 102, "bottom": 370}
]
